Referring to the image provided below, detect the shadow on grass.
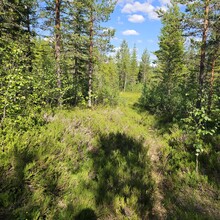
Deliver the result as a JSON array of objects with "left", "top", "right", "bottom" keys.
[
  {"left": 0, "top": 147, "right": 35, "bottom": 219},
  {"left": 75, "top": 208, "right": 97, "bottom": 220},
  {"left": 91, "top": 132, "right": 154, "bottom": 219},
  {"left": 133, "top": 98, "right": 220, "bottom": 219},
  {"left": 163, "top": 184, "right": 220, "bottom": 220}
]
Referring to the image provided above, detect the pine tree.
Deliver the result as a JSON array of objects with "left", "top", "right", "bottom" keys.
[
  {"left": 55, "top": 0, "right": 62, "bottom": 97},
  {"left": 130, "top": 44, "right": 139, "bottom": 89},
  {"left": 138, "top": 49, "right": 151, "bottom": 83},
  {"left": 144, "top": 2, "right": 186, "bottom": 119},
  {"left": 117, "top": 40, "right": 131, "bottom": 91},
  {"left": 56, "top": 0, "right": 115, "bottom": 107},
  {"left": 206, "top": 1, "right": 220, "bottom": 111},
  {"left": 176, "top": 0, "right": 219, "bottom": 109},
  {"left": 63, "top": 0, "right": 90, "bottom": 105},
  {"left": 87, "top": 0, "right": 116, "bottom": 107}
]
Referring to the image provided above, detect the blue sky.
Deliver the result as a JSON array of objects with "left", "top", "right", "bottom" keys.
[{"left": 106, "top": 0, "right": 171, "bottom": 62}]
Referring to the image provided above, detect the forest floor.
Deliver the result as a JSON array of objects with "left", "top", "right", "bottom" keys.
[
  {"left": 1, "top": 92, "right": 220, "bottom": 219},
  {"left": 119, "top": 92, "right": 167, "bottom": 219},
  {"left": 119, "top": 92, "right": 220, "bottom": 220}
]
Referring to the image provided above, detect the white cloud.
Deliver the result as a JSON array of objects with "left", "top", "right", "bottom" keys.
[
  {"left": 122, "top": 1, "right": 159, "bottom": 20},
  {"left": 122, "top": 29, "right": 139, "bottom": 35},
  {"left": 159, "top": 0, "right": 170, "bottom": 6},
  {"left": 148, "top": 10, "right": 159, "bottom": 20},
  {"left": 157, "top": 5, "right": 168, "bottom": 13},
  {"left": 128, "top": 14, "right": 145, "bottom": 23},
  {"left": 122, "top": 2, "right": 154, "bottom": 14},
  {"left": 137, "top": 39, "right": 142, "bottom": 43},
  {"left": 121, "top": 1, "right": 168, "bottom": 20},
  {"left": 117, "top": 0, "right": 134, "bottom": 5}
]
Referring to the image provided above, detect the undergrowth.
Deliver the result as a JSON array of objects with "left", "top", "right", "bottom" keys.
[
  {"left": 1, "top": 92, "right": 219, "bottom": 219},
  {"left": 160, "top": 123, "right": 220, "bottom": 219},
  {"left": 0, "top": 93, "right": 156, "bottom": 219}
]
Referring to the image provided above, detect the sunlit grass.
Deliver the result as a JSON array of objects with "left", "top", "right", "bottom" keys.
[{"left": 1, "top": 92, "right": 219, "bottom": 219}]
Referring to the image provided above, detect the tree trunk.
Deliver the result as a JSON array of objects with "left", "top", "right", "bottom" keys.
[
  {"left": 197, "top": 0, "right": 210, "bottom": 109},
  {"left": 88, "top": 11, "right": 94, "bottom": 108},
  {"left": 55, "top": 0, "right": 62, "bottom": 104}
]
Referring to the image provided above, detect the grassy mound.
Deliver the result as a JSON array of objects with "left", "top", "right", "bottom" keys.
[
  {"left": 0, "top": 93, "right": 156, "bottom": 219},
  {"left": 1, "top": 92, "right": 220, "bottom": 219}
]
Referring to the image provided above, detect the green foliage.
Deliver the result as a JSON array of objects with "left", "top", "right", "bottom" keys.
[
  {"left": 0, "top": 0, "right": 219, "bottom": 218},
  {"left": 32, "top": 38, "right": 58, "bottom": 106},
  {"left": 94, "top": 58, "right": 119, "bottom": 105},
  {"left": 183, "top": 106, "right": 219, "bottom": 164},
  {"left": 117, "top": 40, "right": 131, "bottom": 91},
  {"left": 138, "top": 49, "right": 151, "bottom": 83},
  {"left": 129, "top": 44, "right": 139, "bottom": 87},
  {"left": 0, "top": 93, "right": 156, "bottom": 219},
  {"left": 116, "top": 40, "right": 145, "bottom": 92},
  {"left": 0, "top": 36, "right": 32, "bottom": 121},
  {"left": 140, "top": 3, "right": 187, "bottom": 121},
  {"left": 160, "top": 123, "right": 220, "bottom": 219}
]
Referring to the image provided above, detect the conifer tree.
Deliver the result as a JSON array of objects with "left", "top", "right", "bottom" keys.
[
  {"left": 176, "top": 0, "right": 219, "bottom": 110},
  {"left": 63, "top": 0, "right": 90, "bottom": 105},
  {"left": 55, "top": 0, "right": 61, "bottom": 95},
  {"left": 206, "top": 1, "right": 220, "bottom": 111},
  {"left": 117, "top": 40, "right": 131, "bottom": 91},
  {"left": 87, "top": 0, "right": 116, "bottom": 107},
  {"left": 142, "top": 2, "right": 185, "bottom": 119},
  {"left": 138, "top": 49, "right": 151, "bottom": 83},
  {"left": 130, "top": 44, "right": 139, "bottom": 88}
]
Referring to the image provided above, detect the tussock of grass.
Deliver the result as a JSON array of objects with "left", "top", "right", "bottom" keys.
[
  {"left": 1, "top": 92, "right": 219, "bottom": 219},
  {"left": 0, "top": 93, "right": 159, "bottom": 219}
]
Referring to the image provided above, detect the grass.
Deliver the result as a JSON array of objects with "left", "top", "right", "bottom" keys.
[
  {"left": 0, "top": 92, "right": 157, "bottom": 219},
  {"left": 0, "top": 92, "right": 219, "bottom": 219}
]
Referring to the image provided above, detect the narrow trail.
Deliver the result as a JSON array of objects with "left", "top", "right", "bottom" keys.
[
  {"left": 148, "top": 141, "right": 167, "bottom": 219},
  {"left": 119, "top": 92, "right": 220, "bottom": 220},
  {"left": 119, "top": 92, "right": 167, "bottom": 219}
]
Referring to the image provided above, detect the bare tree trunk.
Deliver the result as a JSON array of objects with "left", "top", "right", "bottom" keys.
[
  {"left": 88, "top": 11, "right": 94, "bottom": 108},
  {"left": 197, "top": 0, "right": 210, "bottom": 109},
  {"left": 55, "top": 0, "right": 62, "bottom": 105}
]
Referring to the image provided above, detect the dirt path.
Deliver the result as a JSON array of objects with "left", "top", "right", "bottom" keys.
[
  {"left": 120, "top": 92, "right": 167, "bottom": 219},
  {"left": 120, "top": 92, "right": 220, "bottom": 220},
  {"left": 148, "top": 140, "right": 167, "bottom": 219}
]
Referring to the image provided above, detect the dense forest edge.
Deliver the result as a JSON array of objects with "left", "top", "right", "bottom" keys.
[{"left": 0, "top": 0, "right": 220, "bottom": 219}]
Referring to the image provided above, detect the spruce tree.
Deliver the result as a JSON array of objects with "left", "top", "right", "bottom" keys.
[
  {"left": 130, "top": 44, "right": 139, "bottom": 89},
  {"left": 153, "top": 2, "right": 185, "bottom": 119},
  {"left": 117, "top": 40, "right": 131, "bottom": 91},
  {"left": 138, "top": 49, "right": 151, "bottom": 83},
  {"left": 87, "top": 0, "right": 116, "bottom": 107}
]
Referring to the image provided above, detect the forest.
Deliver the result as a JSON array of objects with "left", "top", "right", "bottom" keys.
[{"left": 0, "top": 0, "right": 219, "bottom": 219}]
